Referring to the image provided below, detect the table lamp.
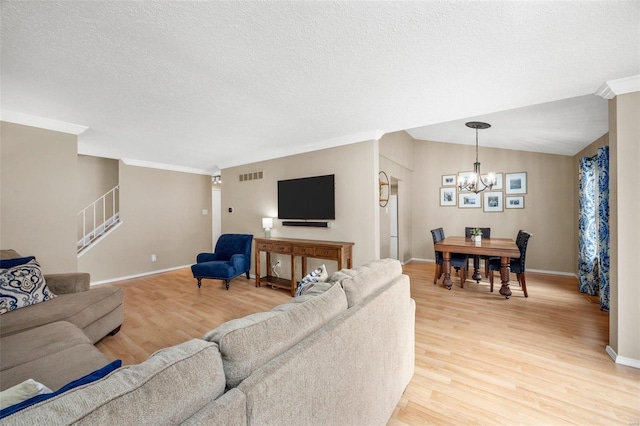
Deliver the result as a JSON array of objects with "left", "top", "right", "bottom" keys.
[{"left": 262, "top": 217, "right": 273, "bottom": 238}]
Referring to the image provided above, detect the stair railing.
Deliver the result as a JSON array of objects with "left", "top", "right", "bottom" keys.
[{"left": 77, "top": 185, "right": 120, "bottom": 252}]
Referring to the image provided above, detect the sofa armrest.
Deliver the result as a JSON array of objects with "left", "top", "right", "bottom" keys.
[{"left": 43, "top": 272, "right": 91, "bottom": 294}]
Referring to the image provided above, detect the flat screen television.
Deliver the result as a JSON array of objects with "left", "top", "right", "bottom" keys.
[{"left": 278, "top": 174, "right": 335, "bottom": 220}]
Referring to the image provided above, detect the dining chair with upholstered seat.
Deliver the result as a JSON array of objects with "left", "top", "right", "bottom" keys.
[
  {"left": 465, "top": 227, "right": 491, "bottom": 280},
  {"left": 488, "top": 230, "right": 532, "bottom": 297},
  {"left": 431, "top": 227, "right": 469, "bottom": 288}
]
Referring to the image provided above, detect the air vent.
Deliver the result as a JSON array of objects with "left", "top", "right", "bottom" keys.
[{"left": 239, "top": 171, "right": 264, "bottom": 182}]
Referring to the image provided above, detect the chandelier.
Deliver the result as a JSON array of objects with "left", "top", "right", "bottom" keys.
[{"left": 458, "top": 121, "right": 496, "bottom": 194}]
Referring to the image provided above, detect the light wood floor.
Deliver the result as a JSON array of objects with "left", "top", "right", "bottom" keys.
[{"left": 96, "top": 262, "right": 640, "bottom": 425}]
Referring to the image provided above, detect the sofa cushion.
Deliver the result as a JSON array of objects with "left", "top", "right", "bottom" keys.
[
  {"left": 203, "top": 281, "right": 347, "bottom": 388},
  {"left": 41, "top": 273, "right": 90, "bottom": 295},
  {"left": 0, "top": 286, "right": 122, "bottom": 339},
  {"left": 0, "top": 250, "right": 22, "bottom": 260},
  {"left": 0, "top": 321, "right": 110, "bottom": 392},
  {"left": 328, "top": 258, "right": 403, "bottom": 307},
  {"left": 1, "top": 339, "right": 226, "bottom": 425},
  {"left": 0, "top": 260, "right": 56, "bottom": 315},
  {"left": 238, "top": 273, "right": 415, "bottom": 426},
  {"left": 0, "top": 360, "right": 122, "bottom": 419}
]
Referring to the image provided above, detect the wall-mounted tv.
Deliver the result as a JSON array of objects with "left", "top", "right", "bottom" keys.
[{"left": 278, "top": 174, "right": 335, "bottom": 220}]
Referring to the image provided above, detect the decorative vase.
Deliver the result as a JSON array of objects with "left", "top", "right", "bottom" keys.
[{"left": 472, "top": 235, "right": 481, "bottom": 243}]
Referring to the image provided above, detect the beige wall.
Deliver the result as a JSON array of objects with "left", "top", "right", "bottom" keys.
[
  {"left": 77, "top": 155, "right": 119, "bottom": 243},
  {"left": 78, "top": 162, "right": 212, "bottom": 282},
  {"left": 77, "top": 155, "right": 118, "bottom": 211},
  {"left": 0, "top": 122, "right": 78, "bottom": 273},
  {"left": 608, "top": 91, "right": 640, "bottom": 362},
  {"left": 379, "top": 131, "right": 414, "bottom": 263},
  {"left": 221, "top": 140, "right": 378, "bottom": 281},
  {"left": 411, "top": 139, "right": 576, "bottom": 274}
]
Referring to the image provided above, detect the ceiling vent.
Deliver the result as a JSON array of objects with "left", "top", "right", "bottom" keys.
[{"left": 239, "top": 171, "right": 264, "bottom": 182}]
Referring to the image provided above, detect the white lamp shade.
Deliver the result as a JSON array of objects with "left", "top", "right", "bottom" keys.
[{"left": 262, "top": 217, "right": 273, "bottom": 229}]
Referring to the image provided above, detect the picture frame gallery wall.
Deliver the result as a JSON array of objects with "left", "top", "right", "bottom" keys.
[{"left": 439, "top": 172, "right": 527, "bottom": 212}]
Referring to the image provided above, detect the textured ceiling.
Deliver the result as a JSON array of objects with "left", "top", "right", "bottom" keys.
[
  {"left": 407, "top": 95, "right": 609, "bottom": 156},
  {"left": 1, "top": 1, "right": 639, "bottom": 174}
]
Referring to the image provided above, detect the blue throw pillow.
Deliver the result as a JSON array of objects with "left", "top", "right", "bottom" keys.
[
  {"left": 0, "top": 256, "right": 35, "bottom": 269},
  {"left": 0, "top": 360, "right": 122, "bottom": 419}
]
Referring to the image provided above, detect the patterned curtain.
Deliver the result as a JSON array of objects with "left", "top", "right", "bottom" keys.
[
  {"left": 578, "top": 157, "right": 598, "bottom": 295},
  {"left": 577, "top": 147, "right": 610, "bottom": 311},
  {"left": 597, "top": 146, "right": 610, "bottom": 311}
]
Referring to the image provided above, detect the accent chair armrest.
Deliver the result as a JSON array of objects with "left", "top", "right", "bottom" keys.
[
  {"left": 43, "top": 272, "right": 91, "bottom": 294},
  {"left": 229, "top": 254, "right": 246, "bottom": 272},
  {"left": 196, "top": 253, "right": 221, "bottom": 263}
]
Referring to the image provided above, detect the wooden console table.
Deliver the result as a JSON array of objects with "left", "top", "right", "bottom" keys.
[{"left": 254, "top": 237, "right": 354, "bottom": 296}]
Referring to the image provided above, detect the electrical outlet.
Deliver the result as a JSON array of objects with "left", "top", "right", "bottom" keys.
[{"left": 151, "top": 254, "right": 157, "bottom": 262}]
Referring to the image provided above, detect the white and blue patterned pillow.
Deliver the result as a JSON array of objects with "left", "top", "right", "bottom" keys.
[
  {"left": 0, "top": 259, "right": 56, "bottom": 315},
  {"left": 295, "top": 264, "right": 328, "bottom": 297}
]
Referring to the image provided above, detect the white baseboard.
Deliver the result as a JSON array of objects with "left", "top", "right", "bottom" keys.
[
  {"left": 527, "top": 268, "right": 577, "bottom": 277},
  {"left": 605, "top": 346, "right": 640, "bottom": 369},
  {"left": 90, "top": 264, "right": 192, "bottom": 286},
  {"left": 406, "top": 258, "right": 435, "bottom": 263}
]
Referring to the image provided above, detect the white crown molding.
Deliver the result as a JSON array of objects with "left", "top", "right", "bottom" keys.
[
  {"left": 595, "top": 75, "right": 640, "bottom": 99},
  {"left": 121, "top": 158, "right": 214, "bottom": 176},
  {"left": 0, "top": 110, "right": 89, "bottom": 135}
]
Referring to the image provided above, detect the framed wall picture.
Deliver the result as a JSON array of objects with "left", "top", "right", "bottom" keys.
[
  {"left": 505, "top": 172, "right": 527, "bottom": 194},
  {"left": 442, "top": 174, "right": 456, "bottom": 186},
  {"left": 440, "top": 187, "right": 456, "bottom": 206},
  {"left": 506, "top": 196, "right": 525, "bottom": 209},
  {"left": 458, "top": 192, "right": 481, "bottom": 208},
  {"left": 482, "top": 172, "right": 503, "bottom": 190},
  {"left": 483, "top": 191, "right": 503, "bottom": 212}
]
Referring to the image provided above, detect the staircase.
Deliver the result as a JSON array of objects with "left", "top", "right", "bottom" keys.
[{"left": 77, "top": 185, "right": 122, "bottom": 256}]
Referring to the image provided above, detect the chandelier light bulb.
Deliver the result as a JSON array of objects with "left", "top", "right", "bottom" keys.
[{"left": 487, "top": 172, "right": 496, "bottom": 185}]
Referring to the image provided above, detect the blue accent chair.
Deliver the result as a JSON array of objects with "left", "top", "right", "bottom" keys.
[{"left": 191, "top": 234, "right": 253, "bottom": 290}]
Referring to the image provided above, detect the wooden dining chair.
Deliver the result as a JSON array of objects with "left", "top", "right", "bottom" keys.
[
  {"left": 465, "top": 227, "right": 491, "bottom": 280},
  {"left": 488, "top": 230, "right": 532, "bottom": 297},
  {"left": 431, "top": 227, "right": 469, "bottom": 287}
]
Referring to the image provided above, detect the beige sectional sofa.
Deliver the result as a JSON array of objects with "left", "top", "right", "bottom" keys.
[
  {"left": 2, "top": 258, "right": 415, "bottom": 425},
  {"left": 0, "top": 249, "right": 124, "bottom": 391}
]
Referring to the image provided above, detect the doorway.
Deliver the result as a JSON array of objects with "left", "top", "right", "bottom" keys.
[
  {"left": 389, "top": 178, "right": 399, "bottom": 260},
  {"left": 389, "top": 194, "right": 398, "bottom": 260},
  {"left": 212, "top": 188, "right": 221, "bottom": 247}
]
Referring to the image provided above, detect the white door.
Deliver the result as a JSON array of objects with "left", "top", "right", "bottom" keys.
[
  {"left": 389, "top": 194, "right": 399, "bottom": 260},
  {"left": 212, "top": 188, "right": 222, "bottom": 248}
]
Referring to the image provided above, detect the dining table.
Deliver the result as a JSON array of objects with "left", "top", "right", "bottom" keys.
[{"left": 434, "top": 236, "right": 520, "bottom": 299}]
